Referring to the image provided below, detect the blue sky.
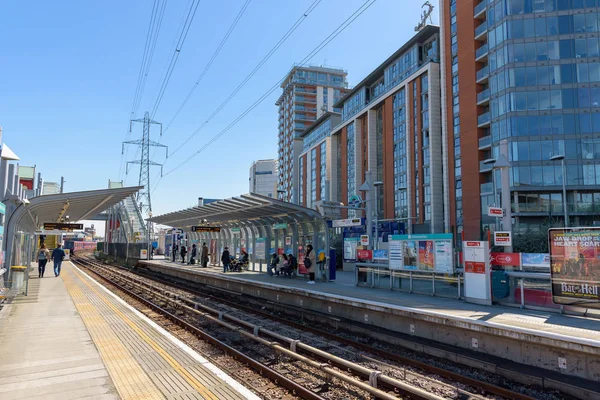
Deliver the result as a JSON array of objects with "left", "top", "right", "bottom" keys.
[{"left": 0, "top": 0, "right": 439, "bottom": 217}]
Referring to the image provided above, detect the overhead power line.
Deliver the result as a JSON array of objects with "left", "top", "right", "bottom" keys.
[
  {"left": 158, "top": 0, "right": 377, "bottom": 182},
  {"left": 150, "top": 0, "right": 202, "bottom": 118},
  {"left": 163, "top": 0, "right": 252, "bottom": 133},
  {"left": 166, "top": 0, "right": 322, "bottom": 158}
]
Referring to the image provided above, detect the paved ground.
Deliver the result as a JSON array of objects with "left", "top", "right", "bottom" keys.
[
  {"left": 155, "top": 260, "right": 600, "bottom": 344},
  {"left": 0, "top": 262, "right": 259, "bottom": 400}
]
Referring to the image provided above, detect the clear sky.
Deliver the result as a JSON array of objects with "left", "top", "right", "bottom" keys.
[{"left": 0, "top": 0, "right": 439, "bottom": 217}]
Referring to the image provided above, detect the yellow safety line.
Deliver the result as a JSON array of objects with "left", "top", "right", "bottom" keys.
[
  {"left": 68, "top": 264, "right": 219, "bottom": 400},
  {"left": 62, "top": 270, "right": 164, "bottom": 400}
]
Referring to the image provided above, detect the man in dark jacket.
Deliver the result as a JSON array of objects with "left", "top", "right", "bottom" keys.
[
  {"left": 189, "top": 244, "right": 197, "bottom": 265},
  {"left": 221, "top": 247, "right": 231, "bottom": 273},
  {"left": 201, "top": 242, "right": 209, "bottom": 267},
  {"left": 172, "top": 244, "right": 178, "bottom": 262},
  {"left": 52, "top": 244, "right": 66, "bottom": 277}
]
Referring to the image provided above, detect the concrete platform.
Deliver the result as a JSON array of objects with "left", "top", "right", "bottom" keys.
[
  {"left": 0, "top": 262, "right": 259, "bottom": 400},
  {"left": 140, "top": 260, "right": 600, "bottom": 384}
]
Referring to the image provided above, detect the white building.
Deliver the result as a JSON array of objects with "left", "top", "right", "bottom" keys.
[{"left": 249, "top": 160, "right": 277, "bottom": 198}]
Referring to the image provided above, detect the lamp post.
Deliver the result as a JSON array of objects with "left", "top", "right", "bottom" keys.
[
  {"left": 373, "top": 181, "right": 383, "bottom": 250},
  {"left": 550, "top": 154, "right": 568, "bottom": 227}
]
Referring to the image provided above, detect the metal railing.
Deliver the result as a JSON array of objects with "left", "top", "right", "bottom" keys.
[
  {"left": 474, "top": 1, "right": 486, "bottom": 17},
  {"left": 478, "top": 135, "right": 491, "bottom": 149},
  {"left": 478, "top": 111, "right": 491, "bottom": 126},
  {"left": 477, "top": 88, "right": 490, "bottom": 104},
  {"left": 355, "top": 264, "right": 463, "bottom": 299},
  {"left": 480, "top": 160, "right": 493, "bottom": 172},
  {"left": 475, "top": 44, "right": 489, "bottom": 60},
  {"left": 475, "top": 21, "right": 488, "bottom": 38},
  {"left": 480, "top": 181, "right": 494, "bottom": 194},
  {"left": 476, "top": 66, "right": 489, "bottom": 81}
]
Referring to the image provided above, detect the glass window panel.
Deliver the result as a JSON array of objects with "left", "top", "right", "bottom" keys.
[
  {"left": 524, "top": 18, "right": 536, "bottom": 37},
  {"left": 540, "top": 115, "right": 552, "bottom": 134},
  {"left": 539, "top": 90, "right": 551, "bottom": 110},
  {"left": 520, "top": 166, "right": 531, "bottom": 186},
  {"left": 559, "top": 39, "right": 573, "bottom": 59},
  {"left": 527, "top": 92, "right": 539, "bottom": 110},
  {"left": 514, "top": 67, "right": 526, "bottom": 86},
  {"left": 587, "top": 13, "right": 598, "bottom": 32},
  {"left": 589, "top": 62, "right": 600, "bottom": 82},
  {"left": 518, "top": 116, "right": 529, "bottom": 135},
  {"left": 588, "top": 38, "right": 599, "bottom": 57},
  {"left": 552, "top": 114, "right": 563, "bottom": 133},
  {"left": 547, "top": 16, "right": 559, "bottom": 35},
  {"left": 511, "top": 19, "right": 524, "bottom": 38},
  {"left": 551, "top": 65, "right": 561, "bottom": 84},
  {"left": 542, "top": 140, "right": 553, "bottom": 160},
  {"left": 567, "top": 164, "right": 582, "bottom": 185},
  {"left": 563, "top": 114, "right": 577, "bottom": 134},
  {"left": 513, "top": 43, "right": 525, "bottom": 62},
  {"left": 538, "top": 66, "right": 550, "bottom": 84},
  {"left": 525, "top": 42, "right": 537, "bottom": 61},
  {"left": 577, "top": 63, "right": 589, "bottom": 83},
  {"left": 575, "top": 38, "right": 588, "bottom": 58},
  {"left": 550, "top": 90, "right": 562, "bottom": 109},
  {"left": 591, "top": 87, "right": 600, "bottom": 107},
  {"left": 558, "top": 15, "right": 572, "bottom": 35},
  {"left": 562, "top": 88, "right": 578, "bottom": 108},
  {"left": 530, "top": 140, "right": 542, "bottom": 160},
  {"left": 565, "top": 139, "right": 580, "bottom": 159},
  {"left": 537, "top": 42, "right": 548, "bottom": 61},
  {"left": 579, "top": 87, "right": 591, "bottom": 107},
  {"left": 515, "top": 92, "right": 527, "bottom": 111},
  {"left": 561, "top": 63, "right": 575, "bottom": 84},
  {"left": 574, "top": 14, "right": 587, "bottom": 33},
  {"left": 548, "top": 41, "right": 560, "bottom": 60},
  {"left": 531, "top": 166, "right": 544, "bottom": 185},
  {"left": 518, "top": 141, "right": 530, "bottom": 160},
  {"left": 526, "top": 66, "right": 537, "bottom": 85},
  {"left": 580, "top": 113, "right": 592, "bottom": 133},
  {"left": 529, "top": 115, "right": 540, "bottom": 135},
  {"left": 536, "top": 17, "right": 547, "bottom": 37},
  {"left": 583, "top": 164, "right": 596, "bottom": 184},
  {"left": 554, "top": 139, "right": 565, "bottom": 157}
]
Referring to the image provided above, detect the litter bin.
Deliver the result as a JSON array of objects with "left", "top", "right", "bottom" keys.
[{"left": 11, "top": 266, "right": 27, "bottom": 292}]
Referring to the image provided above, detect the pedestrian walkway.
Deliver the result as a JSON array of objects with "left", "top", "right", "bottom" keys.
[{"left": 0, "top": 262, "right": 259, "bottom": 400}]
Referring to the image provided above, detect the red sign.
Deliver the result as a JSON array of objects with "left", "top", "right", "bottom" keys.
[
  {"left": 490, "top": 252, "right": 521, "bottom": 267},
  {"left": 466, "top": 241, "right": 483, "bottom": 247},
  {"left": 488, "top": 207, "right": 503, "bottom": 217},
  {"left": 357, "top": 250, "right": 372, "bottom": 261},
  {"left": 465, "top": 261, "right": 486, "bottom": 274}
]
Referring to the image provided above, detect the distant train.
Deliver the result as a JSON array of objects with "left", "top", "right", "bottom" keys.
[{"left": 63, "top": 240, "right": 97, "bottom": 254}]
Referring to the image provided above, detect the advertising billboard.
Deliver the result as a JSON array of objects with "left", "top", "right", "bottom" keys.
[
  {"left": 549, "top": 228, "right": 600, "bottom": 307},
  {"left": 388, "top": 234, "right": 454, "bottom": 273}
]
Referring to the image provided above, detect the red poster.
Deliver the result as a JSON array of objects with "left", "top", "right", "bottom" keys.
[
  {"left": 297, "top": 246, "right": 308, "bottom": 274},
  {"left": 490, "top": 252, "right": 521, "bottom": 267},
  {"left": 277, "top": 248, "right": 284, "bottom": 255},
  {"left": 465, "top": 261, "right": 485, "bottom": 274},
  {"left": 418, "top": 240, "right": 434, "bottom": 270},
  {"left": 357, "top": 250, "right": 372, "bottom": 261}
]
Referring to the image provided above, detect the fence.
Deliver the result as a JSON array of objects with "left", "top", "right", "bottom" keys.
[{"left": 100, "top": 242, "right": 148, "bottom": 266}]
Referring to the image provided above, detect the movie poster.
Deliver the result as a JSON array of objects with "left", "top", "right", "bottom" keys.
[
  {"left": 418, "top": 240, "right": 435, "bottom": 270},
  {"left": 549, "top": 228, "right": 600, "bottom": 306}
]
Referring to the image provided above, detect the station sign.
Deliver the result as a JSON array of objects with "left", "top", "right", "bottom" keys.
[
  {"left": 191, "top": 226, "right": 221, "bottom": 232},
  {"left": 332, "top": 218, "right": 362, "bottom": 228},
  {"left": 360, "top": 235, "right": 370, "bottom": 246},
  {"left": 493, "top": 231, "right": 512, "bottom": 246},
  {"left": 273, "top": 223, "right": 288, "bottom": 229},
  {"left": 348, "top": 194, "right": 363, "bottom": 209},
  {"left": 231, "top": 227, "right": 241, "bottom": 233},
  {"left": 43, "top": 223, "right": 84, "bottom": 231},
  {"left": 488, "top": 207, "right": 503, "bottom": 217}
]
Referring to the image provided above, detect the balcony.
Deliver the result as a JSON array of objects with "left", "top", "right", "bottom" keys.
[
  {"left": 476, "top": 66, "right": 489, "bottom": 83},
  {"left": 478, "top": 111, "right": 491, "bottom": 127},
  {"left": 295, "top": 87, "right": 317, "bottom": 94},
  {"left": 474, "top": 0, "right": 486, "bottom": 19},
  {"left": 475, "top": 21, "right": 488, "bottom": 40},
  {"left": 475, "top": 44, "right": 488, "bottom": 61},
  {"left": 480, "top": 160, "right": 493, "bottom": 173},
  {"left": 477, "top": 88, "right": 490, "bottom": 105},
  {"left": 478, "top": 135, "right": 492, "bottom": 149},
  {"left": 295, "top": 96, "right": 317, "bottom": 104},
  {"left": 480, "top": 182, "right": 494, "bottom": 194}
]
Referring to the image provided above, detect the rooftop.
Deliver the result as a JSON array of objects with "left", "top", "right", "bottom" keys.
[{"left": 334, "top": 25, "right": 439, "bottom": 108}]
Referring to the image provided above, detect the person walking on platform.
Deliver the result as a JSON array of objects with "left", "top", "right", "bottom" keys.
[
  {"left": 201, "top": 242, "right": 209, "bottom": 268},
  {"left": 189, "top": 244, "right": 197, "bottom": 265},
  {"left": 180, "top": 245, "right": 187, "bottom": 264},
  {"left": 221, "top": 247, "right": 231, "bottom": 273},
  {"left": 172, "top": 243, "right": 179, "bottom": 262},
  {"left": 305, "top": 244, "right": 316, "bottom": 284},
  {"left": 52, "top": 244, "right": 66, "bottom": 277},
  {"left": 37, "top": 244, "right": 50, "bottom": 278}
]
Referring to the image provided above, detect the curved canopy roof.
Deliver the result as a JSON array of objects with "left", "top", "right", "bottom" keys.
[
  {"left": 149, "top": 193, "right": 323, "bottom": 228},
  {"left": 9, "top": 186, "right": 142, "bottom": 233}
]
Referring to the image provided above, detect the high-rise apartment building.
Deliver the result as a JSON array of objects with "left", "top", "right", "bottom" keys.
[
  {"left": 441, "top": 0, "right": 600, "bottom": 240},
  {"left": 249, "top": 159, "right": 278, "bottom": 198},
  {"left": 276, "top": 66, "right": 349, "bottom": 203}
]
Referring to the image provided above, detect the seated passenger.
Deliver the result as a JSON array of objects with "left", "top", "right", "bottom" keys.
[
  {"left": 281, "top": 253, "right": 297, "bottom": 277},
  {"left": 267, "top": 253, "right": 279, "bottom": 276}
]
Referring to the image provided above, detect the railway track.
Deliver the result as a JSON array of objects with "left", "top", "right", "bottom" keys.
[{"left": 72, "top": 255, "right": 555, "bottom": 400}]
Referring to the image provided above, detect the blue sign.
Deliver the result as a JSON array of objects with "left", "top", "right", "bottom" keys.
[
  {"left": 373, "top": 249, "right": 388, "bottom": 260},
  {"left": 348, "top": 194, "right": 362, "bottom": 209},
  {"left": 522, "top": 253, "right": 550, "bottom": 268},
  {"left": 0, "top": 202, "right": 5, "bottom": 214},
  {"left": 390, "top": 233, "right": 453, "bottom": 241}
]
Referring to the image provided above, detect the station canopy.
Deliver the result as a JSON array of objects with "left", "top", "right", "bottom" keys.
[
  {"left": 10, "top": 186, "right": 143, "bottom": 233},
  {"left": 148, "top": 193, "right": 324, "bottom": 228}
]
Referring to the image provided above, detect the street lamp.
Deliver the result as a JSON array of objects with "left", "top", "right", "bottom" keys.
[
  {"left": 550, "top": 154, "right": 568, "bottom": 227},
  {"left": 373, "top": 181, "right": 383, "bottom": 250}
]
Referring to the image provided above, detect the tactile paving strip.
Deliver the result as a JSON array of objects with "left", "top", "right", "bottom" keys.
[{"left": 63, "top": 263, "right": 245, "bottom": 400}]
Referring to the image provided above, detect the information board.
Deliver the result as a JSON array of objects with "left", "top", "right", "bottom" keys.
[
  {"left": 549, "top": 228, "right": 600, "bottom": 307},
  {"left": 388, "top": 234, "right": 454, "bottom": 273},
  {"left": 463, "top": 241, "right": 491, "bottom": 305},
  {"left": 191, "top": 226, "right": 221, "bottom": 232},
  {"left": 343, "top": 237, "right": 358, "bottom": 261},
  {"left": 255, "top": 238, "right": 266, "bottom": 260}
]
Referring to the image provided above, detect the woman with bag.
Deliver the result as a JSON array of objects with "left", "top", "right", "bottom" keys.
[
  {"left": 305, "top": 244, "right": 316, "bottom": 284},
  {"left": 37, "top": 244, "right": 50, "bottom": 278}
]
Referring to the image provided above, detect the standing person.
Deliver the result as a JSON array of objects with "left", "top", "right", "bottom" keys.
[
  {"left": 180, "top": 245, "right": 187, "bottom": 264},
  {"left": 189, "top": 244, "right": 197, "bottom": 265},
  {"left": 221, "top": 247, "right": 231, "bottom": 273},
  {"left": 201, "top": 242, "right": 209, "bottom": 268},
  {"left": 52, "top": 244, "right": 66, "bottom": 277},
  {"left": 37, "top": 244, "right": 50, "bottom": 278},
  {"left": 305, "top": 244, "right": 316, "bottom": 284},
  {"left": 172, "top": 243, "right": 179, "bottom": 262}
]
